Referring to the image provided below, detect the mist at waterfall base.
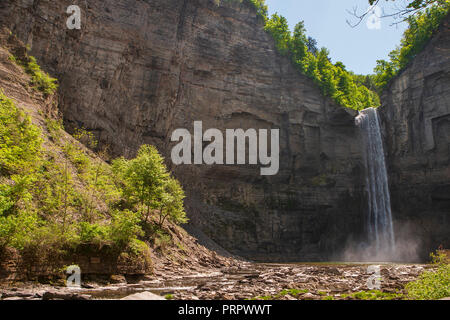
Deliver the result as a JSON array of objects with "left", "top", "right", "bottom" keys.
[
  {"left": 342, "top": 222, "right": 422, "bottom": 263},
  {"left": 342, "top": 108, "right": 420, "bottom": 263}
]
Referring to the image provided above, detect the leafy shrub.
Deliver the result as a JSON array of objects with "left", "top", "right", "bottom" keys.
[
  {"left": 0, "top": 184, "right": 15, "bottom": 216},
  {"left": 0, "top": 213, "right": 18, "bottom": 248},
  {"left": 264, "top": 14, "right": 291, "bottom": 54},
  {"left": 10, "top": 54, "right": 58, "bottom": 96},
  {"left": 0, "top": 92, "right": 42, "bottom": 174},
  {"left": 33, "top": 157, "right": 80, "bottom": 224},
  {"left": 73, "top": 127, "right": 98, "bottom": 149},
  {"left": 157, "top": 177, "right": 187, "bottom": 226},
  {"left": 0, "top": 210, "right": 40, "bottom": 250},
  {"left": 24, "top": 221, "right": 80, "bottom": 251},
  {"left": 0, "top": 174, "right": 35, "bottom": 215},
  {"left": 27, "top": 57, "right": 58, "bottom": 96},
  {"left": 45, "top": 118, "right": 64, "bottom": 142},
  {"left": 63, "top": 142, "right": 90, "bottom": 172},
  {"left": 127, "top": 238, "right": 148, "bottom": 256},
  {"left": 405, "top": 252, "right": 450, "bottom": 300},
  {"left": 0, "top": 210, "right": 79, "bottom": 253},
  {"left": 78, "top": 222, "right": 110, "bottom": 245},
  {"left": 109, "top": 210, "right": 144, "bottom": 247},
  {"left": 252, "top": 288, "right": 309, "bottom": 300},
  {"left": 348, "top": 290, "right": 404, "bottom": 300}
]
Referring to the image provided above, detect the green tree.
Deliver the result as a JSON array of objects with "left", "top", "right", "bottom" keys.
[
  {"left": 157, "top": 178, "right": 187, "bottom": 226},
  {"left": 9, "top": 54, "right": 58, "bottom": 97},
  {"left": 374, "top": 59, "right": 397, "bottom": 90},
  {"left": 247, "top": 0, "right": 268, "bottom": 21},
  {"left": 316, "top": 48, "right": 338, "bottom": 97},
  {"left": 109, "top": 209, "right": 143, "bottom": 247},
  {"left": 373, "top": 2, "right": 449, "bottom": 90},
  {"left": 346, "top": 0, "right": 448, "bottom": 28},
  {"left": 303, "top": 52, "right": 320, "bottom": 81},
  {"left": 397, "top": 3, "right": 449, "bottom": 68},
  {"left": 113, "top": 145, "right": 169, "bottom": 223},
  {"left": 369, "top": 0, "right": 446, "bottom": 10},
  {"left": 290, "top": 22, "right": 308, "bottom": 69},
  {"left": 336, "top": 67, "right": 352, "bottom": 96},
  {"left": 264, "top": 13, "right": 291, "bottom": 55},
  {"left": 306, "top": 37, "right": 318, "bottom": 56}
]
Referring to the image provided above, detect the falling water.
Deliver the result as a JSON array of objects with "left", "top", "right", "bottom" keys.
[{"left": 356, "top": 108, "right": 396, "bottom": 259}]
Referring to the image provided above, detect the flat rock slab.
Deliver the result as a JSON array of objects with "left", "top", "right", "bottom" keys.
[
  {"left": 42, "top": 290, "right": 91, "bottom": 300},
  {"left": 121, "top": 292, "right": 166, "bottom": 300}
]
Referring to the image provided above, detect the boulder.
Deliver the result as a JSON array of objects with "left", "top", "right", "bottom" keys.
[
  {"left": 121, "top": 291, "right": 166, "bottom": 300},
  {"left": 110, "top": 275, "right": 127, "bottom": 284},
  {"left": 42, "top": 290, "right": 91, "bottom": 300}
]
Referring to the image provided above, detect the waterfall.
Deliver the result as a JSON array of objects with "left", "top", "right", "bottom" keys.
[{"left": 356, "top": 107, "right": 396, "bottom": 259}]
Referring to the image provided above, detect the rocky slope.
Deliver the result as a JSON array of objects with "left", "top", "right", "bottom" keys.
[
  {"left": 0, "top": 262, "right": 430, "bottom": 300},
  {"left": 0, "top": 0, "right": 366, "bottom": 261},
  {"left": 378, "top": 13, "right": 450, "bottom": 260}
]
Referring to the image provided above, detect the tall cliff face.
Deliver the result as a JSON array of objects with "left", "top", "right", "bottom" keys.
[
  {"left": 378, "top": 14, "right": 450, "bottom": 259},
  {"left": 1, "top": 0, "right": 366, "bottom": 261}
]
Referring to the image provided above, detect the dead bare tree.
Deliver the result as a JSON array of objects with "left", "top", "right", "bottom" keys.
[{"left": 346, "top": 0, "right": 445, "bottom": 28}]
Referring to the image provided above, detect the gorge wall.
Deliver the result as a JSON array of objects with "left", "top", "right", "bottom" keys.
[
  {"left": 1, "top": 0, "right": 447, "bottom": 262},
  {"left": 0, "top": 0, "right": 366, "bottom": 261},
  {"left": 378, "top": 13, "right": 450, "bottom": 260}
]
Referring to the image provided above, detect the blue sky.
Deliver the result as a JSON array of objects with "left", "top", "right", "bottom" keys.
[{"left": 265, "top": 0, "right": 409, "bottom": 75}]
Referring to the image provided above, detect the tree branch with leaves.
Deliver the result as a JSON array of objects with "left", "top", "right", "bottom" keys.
[{"left": 347, "top": 0, "right": 448, "bottom": 27}]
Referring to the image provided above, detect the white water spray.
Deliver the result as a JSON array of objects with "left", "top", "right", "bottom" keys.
[{"left": 356, "top": 108, "right": 396, "bottom": 259}]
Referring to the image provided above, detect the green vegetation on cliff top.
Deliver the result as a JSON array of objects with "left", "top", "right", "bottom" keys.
[
  {"left": 373, "top": 1, "right": 449, "bottom": 89},
  {"left": 218, "top": 0, "right": 449, "bottom": 110}
]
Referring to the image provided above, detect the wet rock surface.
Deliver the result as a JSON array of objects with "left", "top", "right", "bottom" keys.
[{"left": 0, "top": 263, "right": 429, "bottom": 300}]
